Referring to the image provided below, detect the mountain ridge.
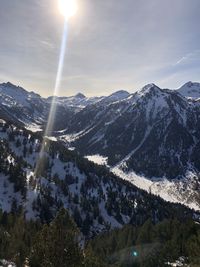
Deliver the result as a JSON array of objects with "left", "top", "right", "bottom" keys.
[
  {"left": 1, "top": 119, "right": 197, "bottom": 238},
  {"left": 1, "top": 81, "right": 200, "bottom": 211}
]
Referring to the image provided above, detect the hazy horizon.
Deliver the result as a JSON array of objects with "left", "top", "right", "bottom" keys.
[{"left": 1, "top": 79, "right": 198, "bottom": 98}]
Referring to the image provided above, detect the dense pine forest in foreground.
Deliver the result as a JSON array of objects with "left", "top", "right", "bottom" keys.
[{"left": 0, "top": 208, "right": 200, "bottom": 267}]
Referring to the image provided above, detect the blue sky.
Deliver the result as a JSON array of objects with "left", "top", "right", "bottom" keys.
[{"left": 0, "top": 0, "right": 199, "bottom": 97}]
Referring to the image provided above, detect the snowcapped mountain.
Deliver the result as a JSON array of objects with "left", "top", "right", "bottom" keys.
[
  {"left": 0, "top": 82, "right": 46, "bottom": 130},
  {"left": 98, "top": 90, "right": 130, "bottom": 104},
  {"left": 1, "top": 119, "right": 195, "bottom": 237},
  {"left": 0, "top": 82, "right": 130, "bottom": 133},
  {"left": 46, "top": 93, "right": 104, "bottom": 111},
  {"left": 0, "top": 83, "right": 103, "bottom": 132},
  {"left": 54, "top": 83, "right": 200, "bottom": 210},
  {"left": 61, "top": 83, "right": 200, "bottom": 178},
  {"left": 46, "top": 90, "right": 130, "bottom": 111},
  {"left": 177, "top": 81, "right": 200, "bottom": 99},
  {"left": 0, "top": 82, "right": 40, "bottom": 107},
  {"left": 1, "top": 81, "right": 200, "bottom": 212}
]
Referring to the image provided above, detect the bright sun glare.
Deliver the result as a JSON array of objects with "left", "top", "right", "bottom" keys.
[{"left": 58, "top": 0, "right": 78, "bottom": 20}]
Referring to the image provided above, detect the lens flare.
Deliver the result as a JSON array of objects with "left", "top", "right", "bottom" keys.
[
  {"left": 132, "top": 251, "right": 138, "bottom": 257},
  {"left": 34, "top": 21, "right": 68, "bottom": 176},
  {"left": 59, "top": 0, "right": 78, "bottom": 20},
  {"left": 44, "top": 21, "right": 68, "bottom": 135},
  {"left": 34, "top": 0, "right": 78, "bottom": 177}
]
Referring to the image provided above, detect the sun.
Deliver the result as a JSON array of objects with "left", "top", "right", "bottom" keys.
[{"left": 58, "top": 0, "right": 78, "bottom": 20}]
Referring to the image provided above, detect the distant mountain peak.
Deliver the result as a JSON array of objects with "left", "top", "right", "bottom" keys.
[
  {"left": 1, "top": 81, "right": 25, "bottom": 90},
  {"left": 75, "top": 93, "right": 86, "bottom": 99},
  {"left": 138, "top": 83, "right": 162, "bottom": 97},
  {"left": 142, "top": 83, "right": 160, "bottom": 91},
  {"left": 182, "top": 81, "right": 200, "bottom": 88},
  {"left": 110, "top": 90, "right": 130, "bottom": 97},
  {"left": 0, "top": 82, "right": 41, "bottom": 100},
  {"left": 178, "top": 81, "right": 200, "bottom": 99},
  {"left": 104, "top": 90, "right": 130, "bottom": 103},
  {"left": 0, "top": 81, "right": 28, "bottom": 96},
  {"left": 2, "top": 81, "right": 15, "bottom": 87}
]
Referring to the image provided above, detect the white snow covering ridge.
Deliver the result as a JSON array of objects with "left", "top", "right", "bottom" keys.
[
  {"left": 112, "top": 167, "right": 200, "bottom": 211},
  {"left": 25, "top": 123, "right": 43, "bottom": 133},
  {"left": 85, "top": 154, "right": 200, "bottom": 211},
  {"left": 0, "top": 82, "right": 40, "bottom": 108},
  {"left": 85, "top": 155, "right": 108, "bottom": 166},
  {"left": 177, "top": 81, "right": 200, "bottom": 99}
]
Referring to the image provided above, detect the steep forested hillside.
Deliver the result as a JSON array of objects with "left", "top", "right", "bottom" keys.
[{"left": 0, "top": 118, "right": 198, "bottom": 238}]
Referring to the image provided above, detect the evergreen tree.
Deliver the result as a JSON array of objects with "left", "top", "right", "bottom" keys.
[{"left": 30, "top": 209, "right": 83, "bottom": 267}]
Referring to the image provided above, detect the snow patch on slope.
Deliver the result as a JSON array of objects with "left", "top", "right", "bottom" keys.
[
  {"left": 85, "top": 155, "right": 108, "bottom": 166},
  {"left": 25, "top": 123, "right": 43, "bottom": 132},
  {"left": 85, "top": 153, "right": 200, "bottom": 211},
  {"left": 112, "top": 167, "right": 200, "bottom": 211}
]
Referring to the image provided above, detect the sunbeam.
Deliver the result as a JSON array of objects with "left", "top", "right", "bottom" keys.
[
  {"left": 34, "top": 21, "right": 68, "bottom": 176},
  {"left": 44, "top": 21, "right": 68, "bottom": 136}
]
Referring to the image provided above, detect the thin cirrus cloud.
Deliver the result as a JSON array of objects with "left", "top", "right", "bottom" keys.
[
  {"left": 155, "top": 49, "right": 200, "bottom": 89},
  {"left": 0, "top": 0, "right": 199, "bottom": 97},
  {"left": 174, "top": 50, "right": 200, "bottom": 65}
]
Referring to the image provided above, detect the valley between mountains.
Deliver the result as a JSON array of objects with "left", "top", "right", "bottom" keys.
[{"left": 1, "top": 81, "right": 200, "bottom": 218}]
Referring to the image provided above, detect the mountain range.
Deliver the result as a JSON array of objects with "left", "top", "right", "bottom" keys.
[{"left": 1, "top": 81, "right": 200, "bottom": 212}]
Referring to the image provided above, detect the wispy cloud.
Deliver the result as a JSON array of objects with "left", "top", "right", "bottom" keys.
[
  {"left": 40, "top": 40, "right": 55, "bottom": 50},
  {"left": 174, "top": 50, "right": 200, "bottom": 65}
]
